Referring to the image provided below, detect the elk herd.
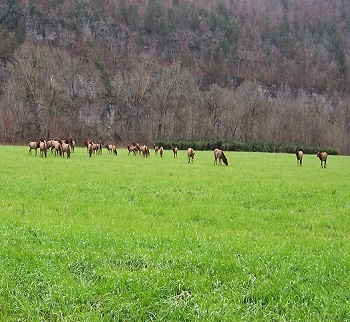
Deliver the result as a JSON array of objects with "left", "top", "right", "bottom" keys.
[
  {"left": 28, "top": 138, "right": 75, "bottom": 159},
  {"left": 27, "top": 139, "right": 329, "bottom": 168}
]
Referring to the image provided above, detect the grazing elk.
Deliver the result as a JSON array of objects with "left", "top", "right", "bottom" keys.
[
  {"left": 187, "top": 148, "right": 195, "bottom": 163},
  {"left": 317, "top": 151, "right": 327, "bottom": 168},
  {"left": 294, "top": 148, "right": 303, "bottom": 166},
  {"left": 159, "top": 146, "right": 164, "bottom": 157},
  {"left": 28, "top": 141, "right": 40, "bottom": 155},
  {"left": 214, "top": 148, "right": 228, "bottom": 166},
  {"left": 172, "top": 147, "right": 178, "bottom": 158}
]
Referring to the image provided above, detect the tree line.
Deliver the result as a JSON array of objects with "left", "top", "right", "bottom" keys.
[{"left": 0, "top": 43, "right": 348, "bottom": 153}]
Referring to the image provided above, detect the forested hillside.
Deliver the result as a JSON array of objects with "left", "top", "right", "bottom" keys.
[{"left": 1, "top": 0, "right": 350, "bottom": 153}]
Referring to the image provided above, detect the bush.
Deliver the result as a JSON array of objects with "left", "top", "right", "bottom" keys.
[{"left": 155, "top": 138, "right": 339, "bottom": 155}]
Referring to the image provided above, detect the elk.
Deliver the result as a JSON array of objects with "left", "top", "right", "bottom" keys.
[
  {"left": 172, "top": 147, "right": 178, "bottom": 158},
  {"left": 159, "top": 146, "right": 164, "bottom": 157},
  {"left": 105, "top": 144, "right": 114, "bottom": 153},
  {"left": 88, "top": 142, "right": 94, "bottom": 157},
  {"left": 84, "top": 140, "right": 93, "bottom": 152},
  {"left": 214, "top": 148, "right": 228, "bottom": 166},
  {"left": 154, "top": 145, "right": 159, "bottom": 155},
  {"left": 127, "top": 144, "right": 138, "bottom": 156},
  {"left": 317, "top": 151, "right": 327, "bottom": 168},
  {"left": 28, "top": 141, "right": 40, "bottom": 155},
  {"left": 294, "top": 148, "right": 303, "bottom": 166},
  {"left": 61, "top": 142, "right": 71, "bottom": 159},
  {"left": 105, "top": 144, "right": 118, "bottom": 155},
  {"left": 68, "top": 137, "right": 75, "bottom": 153},
  {"left": 39, "top": 140, "right": 47, "bottom": 158},
  {"left": 139, "top": 145, "right": 150, "bottom": 157},
  {"left": 52, "top": 140, "right": 62, "bottom": 156},
  {"left": 187, "top": 148, "right": 195, "bottom": 163}
]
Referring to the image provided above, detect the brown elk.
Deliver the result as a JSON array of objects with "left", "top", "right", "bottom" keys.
[
  {"left": 39, "top": 140, "right": 47, "bottom": 158},
  {"left": 61, "top": 142, "right": 71, "bottom": 159},
  {"left": 159, "top": 146, "right": 164, "bottom": 157},
  {"left": 67, "top": 137, "right": 75, "bottom": 153},
  {"left": 154, "top": 145, "right": 159, "bottom": 155},
  {"left": 317, "top": 151, "right": 327, "bottom": 168},
  {"left": 172, "top": 147, "right": 178, "bottom": 158},
  {"left": 187, "top": 148, "right": 195, "bottom": 163},
  {"left": 105, "top": 144, "right": 113, "bottom": 153},
  {"left": 96, "top": 141, "right": 102, "bottom": 155},
  {"left": 294, "top": 148, "right": 303, "bottom": 166},
  {"left": 46, "top": 140, "right": 52, "bottom": 151},
  {"left": 127, "top": 144, "right": 138, "bottom": 156},
  {"left": 84, "top": 140, "right": 92, "bottom": 152},
  {"left": 214, "top": 148, "right": 228, "bottom": 166},
  {"left": 105, "top": 144, "right": 118, "bottom": 155},
  {"left": 88, "top": 142, "right": 94, "bottom": 157},
  {"left": 52, "top": 140, "right": 62, "bottom": 156},
  {"left": 28, "top": 141, "right": 40, "bottom": 155},
  {"left": 139, "top": 145, "right": 150, "bottom": 157},
  {"left": 89, "top": 141, "right": 102, "bottom": 155}
]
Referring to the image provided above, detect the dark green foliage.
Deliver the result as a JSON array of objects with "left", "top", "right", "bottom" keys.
[{"left": 156, "top": 138, "right": 339, "bottom": 155}]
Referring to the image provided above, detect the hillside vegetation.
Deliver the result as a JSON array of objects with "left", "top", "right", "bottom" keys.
[{"left": 1, "top": 0, "right": 350, "bottom": 153}]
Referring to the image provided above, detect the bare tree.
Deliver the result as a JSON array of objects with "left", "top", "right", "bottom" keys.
[
  {"left": 200, "top": 84, "right": 228, "bottom": 137},
  {"left": 122, "top": 56, "right": 154, "bottom": 141}
]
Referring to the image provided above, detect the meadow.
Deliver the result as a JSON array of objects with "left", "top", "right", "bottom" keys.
[{"left": 0, "top": 145, "right": 349, "bottom": 321}]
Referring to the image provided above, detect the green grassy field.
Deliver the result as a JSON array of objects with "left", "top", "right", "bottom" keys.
[{"left": 0, "top": 145, "right": 349, "bottom": 321}]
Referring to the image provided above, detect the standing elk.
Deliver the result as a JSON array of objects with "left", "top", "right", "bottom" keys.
[
  {"left": 154, "top": 145, "right": 159, "bottom": 155},
  {"left": 172, "top": 147, "right": 178, "bottom": 158},
  {"left": 294, "top": 148, "right": 303, "bottom": 166},
  {"left": 52, "top": 140, "right": 62, "bottom": 156},
  {"left": 159, "top": 147, "right": 164, "bottom": 157},
  {"left": 89, "top": 141, "right": 102, "bottom": 155},
  {"left": 84, "top": 140, "right": 93, "bottom": 152},
  {"left": 139, "top": 145, "right": 150, "bottom": 157},
  {"left": 88, "top": 142, "right": 94, "bottom": 157},
  {"left": 68, "top": 137, "right": 76, "bottom": 153},
  {"left": 127, "top": 144, "right": 138, "bottom": 156},
  {"left": 106, "top": 144, "right": 118, "bottom": 155},
  {"left": 214, "top": 148, "right": 228, "bottom": 166},
  {"left": 61, "top": 142, "right": 71, "bottom": 159},
  {"left": 39, "top": 140, "right": 47, "bottom": 158},
  {"left": 187, "top": 148, "right": 195, "bottom": 163},
  {"left": 106, "top": 144, "right": 113, "bottom": 153},
  {"left": 28, "top": 141, "right": 40, "bottom": 155},
  {"left": 317, "top": 151, "right": 327, "bottom": 168}
]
